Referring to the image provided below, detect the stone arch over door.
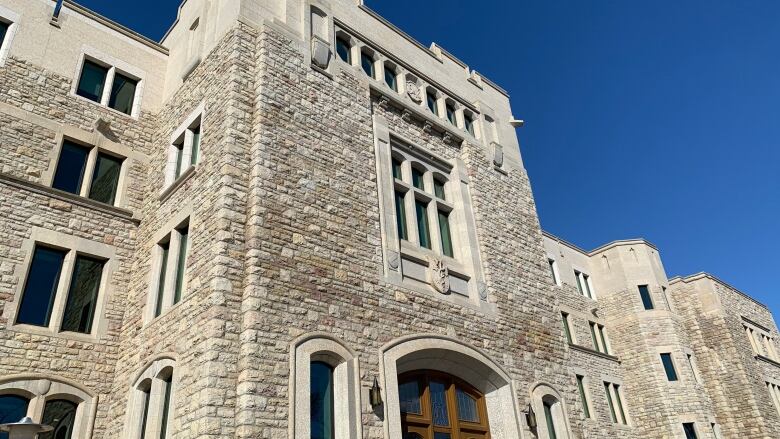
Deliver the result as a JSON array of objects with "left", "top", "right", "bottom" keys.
[{"left": 380, "top": 334, "right": 523, "bottom": 439}]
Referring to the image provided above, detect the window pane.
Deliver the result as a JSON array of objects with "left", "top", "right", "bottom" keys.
[
  {"left": 604, "top": 383, "right": 617, "bottom": 423},
  {"left": 39, "top": 399, "right": 78, "bottom": 439},
  {"left": 52, "top": 141, "right": 90, "bottom": 195},
  {"left": 548, "top": 260, "right": 558, "bottom": 284},
  {"left": 433, "top": 179, "right": 445, "bottom": 200},
  {"left": 311, "top": 361, "right": 334, "bottom": 439},
  {"left": 336, "top": 37, "right": 350, "bottom": 63},
  {"left": 426, "top": 91, "right": 438, "bottom": 115},
  {"left": 173, "top": 227, "right": 189, "bottom": 305},
  {"left": 88, "top": 152, "right": 123, "bottom": 205},
  {"left": 0, "top": 21, "right": 8, "bottom": 48},
  {"left": 395, "top": 191, "right": 408, "bottom": 241},
  {"left": 661, "top": 353, "right": 678, "bottom": 381},
  {"left": 683, "top": 423, "right": 698, "bottom": 439},
  {"left": 465, "top": 115, "right": 475, "bottom": 136},
  {"left": 139, "top": 387, "right": 151, "bottom": 439},
  {"left": 599, "top": 326, "right": 609, "bottom": 354},
  {"left": 583, "top": 275, "right": 593, "bottom": 299},
  {"left": 0, "top": 395, "right": 29, "bottom": 435},
  {"left": 639, "top": 285, "right": 654, "bottom": 310},
  {"left": 385, "top": 67, "right": 397, "bottom": 91},
  {"left": 438, "top": 210, "right": 453, "bottom": 258},
  {"left": 108, "top": 72, "right": 138, "bottom": 115},
  {"left": 398, "top": 380, "right": 422, "bottom": 414},
  {"left": 76, "top": 60, "right": 108, "bottom": 102},
  {"left": 17, "top": 247, "right": 66, "bottom": 327},
  {"left": 429, "top": 381, "right": 449, "bottom": 427},
  {"left": 561, "top": 313, "right": 572, "bottom": 344},
  {"left": 361, "top": 52, "right": 374, "bottom": 77},
  {"left": 589, "top": 323, "right": 599, "bottom": 351},
  {"left": 174, "top": 143, "right": 184, "bottom": 179},
  {"left": 446, "top": 104, "right": 456, "bottom": 125},
  {"left": 61, "top": 255, "right": 104, "bottom": 334},
  {"left": 411, "top": 168, "right": 425, "bottom": 190},
  {"left": 574, "top": 271, "right": 584, "bottom": 295},
  {"left": 392, "top": 158, "right": 403, "bottom": 180},
  {"left": 415, "top": 200, "right": 431, "bottom": 249},
  {"left": 456, "top": 387, "right": 479, "bottom": 423},
  {"left": 576, "top": 376, "right": 590, "bottom": 418},
  {"left": 159, "top": 376, "right": 173, "bottom": 439},
  {"left": 614, "top": 384, "right": 627, "bottom": 424},
  {"left": 155, "top": 242, "right": 170, "bottom": 317},
  {"left": 190, "top": 125, "right": 201, "bottom": 166},
  {"left": 543, "top": 401, "right": 558, "bottom": 439}
]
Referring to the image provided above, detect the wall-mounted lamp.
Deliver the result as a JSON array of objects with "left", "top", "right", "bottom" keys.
[
  {"left": 369, "top": 377, "right": 383, "bottom": 408},
  {"left": 525, "top": 404, "right": 538, "bottom": 429},
  {"left": 0, "top": 417, "right": 53, "bottom": 439}
]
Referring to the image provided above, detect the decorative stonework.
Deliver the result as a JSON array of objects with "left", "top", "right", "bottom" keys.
[
  {"left": 387, "top": 250, "right": 400, "bottom": 271},
  {"left": 427, "top": 257, "right": 450, "bottom": 294},
  {"left": 406, "top": 80, "right": 422, "bottom": 103},
  {"left": 477, "top": 281, "right": 488, "bottom": 301}
]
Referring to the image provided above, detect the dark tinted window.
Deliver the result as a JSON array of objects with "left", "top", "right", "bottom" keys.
[
  {"left": 76, "top": 60, "right": 108, "bottom": 102},
  {"left": 310, "top": 361, "right": 334, "bottom": 439},
  {"left": 39, "top": 399, "right": 78, "bottom": 439},
  {"left": 639, "top": 285, "right": 654, "bottom": 310},
  {"left": 88, "top": 152, "right": 123, "bottom": 204},
  {"left": 465, "top": 114, "right": 475, "bottom": 136},
  {"left": 661, "top": 353, "right": 678, "bottom": 381},
  {"left": 17, "top": 247, "right": 66, "bottom": 327},
  {"left": 0, "top": 21, "right": 9, "bottom": 48},
  {"left": 61, "top": 255, "right": 104, "bottom": 334},
  {"left": 159, "top": 375, "right": 173, "bottom": 439},
  {"left": 683, "top": 423, "right": 698, "bottom": 439},
  {"left": 52, "top": 141, "right": 90, "bottom": 195},
  {"left": 108, "top": 72, "right": 138, "bottom": 115},
  {"left": 384, "top": 67, "right": 397, "bottom": 91},
  {"left": 336, "top": 37, "right": 350, "bottom": 63},
  {"left": 361, "top": 51, "right": 374, "bottom": 77},
  {"left": 173, "top": 227, "right": 189, "bottom": 305},
  {"left": 0, "top": 395, "right": 29, "bottom": 438},
  {"left": 426, "top": 91, "right": 438, "bottom": 115},
  {"left": 446, "top": 103, "right": 457, "bottom": 125}
]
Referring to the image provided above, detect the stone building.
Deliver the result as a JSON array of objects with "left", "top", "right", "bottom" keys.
[{"left": 0, "top": 1, "right": 777, "bottom": 439}]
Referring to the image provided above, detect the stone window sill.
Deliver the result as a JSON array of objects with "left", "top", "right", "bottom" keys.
[
  {"left": 569, "top": 343, "right": 621, "bottom": 362},
  {"left": 756, "top": 354, "right": 780, "bottom": 368},
  {"left": 159, "top": 166, "right": 197, "bottom": 203},
  {"left": 70, "top": 91, "right": 139, "bottom": 120},
  {"left": 0, "top": 172, "right": 137, "bottom": 223},
  {"left": 7, "top": 323, "right": 103, "bottom": 343}
]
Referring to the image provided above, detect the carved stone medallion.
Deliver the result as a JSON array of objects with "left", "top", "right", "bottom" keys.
[
  {"left": 427, "top": 257, "right": 450, "bottom": 294},
  {"left": 387, "top": 250, "right": 400, "bottom": 271},
  {"left": 406, "top": 80, "right": 422, "bottom": 103},
  {"left": 477, "top": 281, "right": 488, "bottom": 301}
]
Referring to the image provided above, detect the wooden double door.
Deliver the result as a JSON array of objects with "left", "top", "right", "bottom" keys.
[{"left": 399, "top": 370, "right": 491, "bottom": 439}]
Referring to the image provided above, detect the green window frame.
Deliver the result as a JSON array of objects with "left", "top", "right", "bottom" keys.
[
  {"left": 159, "top": 375, "right": 173, "bottom": 439},
  {"left": 604, "top": 382, "right": 617, "bottom": 423},
  {"left": 154, "top": 241, "right": 170, "bottom": 318},
  {"left": 173, "top": 226, "right": 189, "bottom": 305},
  {"left": 395, "top": 191, "right": 408, "bottom": 241},
  {"left": 411, "top": 167, "right": 425, "bottom": 190},
  {"left": 561, "top": 313, "right": 573, "bottom": 344},
  {"left": 599, "top": 324, "right": 610, "bottom": 354},
  {"left": 392, "top": 157, "right": 403, "bottom": 180},
  {"left": 576, "top": 375, "right": 590, "bottom": 418},
  {"left": 438, "top": 210, "right": 453, "bottom": 258},
  {"left": 433, "top": 178, "right": 446, "bottom": 200},
  {"left": 415, "top": 200, "right": 431, "bottom": 249},
  {"left": 543, "top": 400, "right": 558, "bottom": 439},
  {"left": 614, "top": 384, "right": 627, "bottom": 424}
]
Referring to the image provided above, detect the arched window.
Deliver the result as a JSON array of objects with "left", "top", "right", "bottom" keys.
[
  {"left": 290, "top": 333, "right": 362, "bottom": 439},
  {"left": 0, "top": 377, "right": 95, "bottom": 439},
  {"left": 0, "top": 395, "right": 30, "bottom": 438},
  {"left": 398, "top": 371, "right": 490, "bottom": 439},
  {"left": 127, "top": 358, "right": 176, "bottom": 439},
  {"left": 531, "top": 384, "right": 572, "bottom": 439}
]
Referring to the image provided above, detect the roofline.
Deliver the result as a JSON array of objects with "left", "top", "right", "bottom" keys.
[
  {"left": 542, "top": 230, "right": 658, "bottom": 256},
  {"left": 63, "top": 1, "right": 169, "bottom": 55},
  {"left": 159, "top": 0, "right": 189, "bottom": 44},
  {"left": 669, "top": 272, "right": 768, "bottom": 310}
]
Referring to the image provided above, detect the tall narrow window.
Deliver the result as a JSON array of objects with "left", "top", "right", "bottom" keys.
[
  {"left": 598, "top": 325, "right": 610, "bottom": 355},
  {"left": 576, "top": 375, "right": 590, "bottom": 418},
  {"left": 384, "top": 65, "right": 397, "bottom": 91},
  {"left": 311, "top": 362, "right": 335, "bottom": 439},
  {"left": 52, "top": 141, "right": 90, "bottom": 195},
  {"left": 60, "top": 255, "right": 105, "bottom": 334},
  {"left": 138, "top": 385, "right": 152, "bottom": 439},
  {"left": 639, "top": 285, "right": 654, "bottom": 310},
  {"left": 683, "top": 423, "right": 698, "bottom": 439},
  {"left": 88, "top": 152, "right": 123, "bottom": 204},
  {"left": 0, "top": 21, "right": 8, "bottom": 49},
  {"left": 438, "top": 210, "right": 453, "bottom": 257},
  {"left": 159, "top": 375, "right": 173, "bottom": 439},
  {"left": 76, "top": 60, "right": 108, "bottom": 102},
  {"left": 411, "top": 168, "right": 425, "bottom": 190},
  {"left": 415, "top": 200, "right": 431, "bottom": 249},
  {"left": 360, "top": 51, "right": 374, "bottom": 78},
  {"left": 395, "top": 191, "right": 408, "bottom": 241},
  {"left": 464, "top": 113, "right": 475, "bottom": 136},
  {"left": 613, "top": 384, "right": 627, "bottom": 424},
  {"left": 173, "top": 139, "right": 185, "bottom": 180},
  {"left": 336, "top": 37, "right": 351, "bottom": 63},
  {"left": 190, "top": 125, "right": 201, "bottom": 166},
  {"left": 543, "top": 400, "right": 558, "bottom": 439},
  {"left": 109, "top": 72, "right": 138, "bottom": 115},
  {"left": 446, "top": 102, "right": 457, "bottom": 125},
  {"left": 604, "top": 382, "right": 617, "bottom": 423},
  {"left": 426, "top": 90, "right": 438, "bottom": 116},
  {"left": 548, "top": 259, "right": 559, "bottom": 285},
  {"left": 767, "top": 382, "right": 780, "bottom": 415},
  {"left": 686, "top": 354, "right": 700, "bottom": 383},
  {"left": 589, "top": 322, "right": 600, "bottom": 352},
  {"left": 561, "top": 312, "right": 573, "bottom": 344},
  {"left": 40, "top": 399, "right": 78, "bottom": 439},
  {"left": 17, "top": 247, "right": 67, "bottom": 327},
  {"left": 0, "top": 395, "right": 29, "bottom": 438},
  {"left": 392, "top": 158, "right": 403, "bottom": 180},
  {"left": 173, "top": 226, "right": 189, "bottom": 305},
  {"left": 154, "top": 241, "right": 170, "bottom": 318},
  {"left": 661, "top": 353, "right": 678, "bottom": 381},
  {"left": 433, "top": 178, "right": 446, "bottom": 200},
  {"left": 575, "top": 271, "right": 593, "bottom": 299}
]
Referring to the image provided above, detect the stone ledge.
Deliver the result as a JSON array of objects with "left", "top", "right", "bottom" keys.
[
  {"left": 569, "top": 343, "right": 621, "bottom": 363},
  {"left": 159, "top": 166, "right": 197, "bottom": 203},
  {"left": 0, "top": 172, "right": 139, "bottom": 224},
  {"left": 756, "top": 355, "right": 780, "bottom": 369}
]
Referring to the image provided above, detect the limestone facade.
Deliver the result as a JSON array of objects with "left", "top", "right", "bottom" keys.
[{"left": 0, "top": 1, "right": 777, "bottom": 439}]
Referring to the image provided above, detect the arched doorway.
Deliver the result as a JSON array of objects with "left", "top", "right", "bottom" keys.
[{"left": 399, "top": 370, "right": 490, "bottom": 439}]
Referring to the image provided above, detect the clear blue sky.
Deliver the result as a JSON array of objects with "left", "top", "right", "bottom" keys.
[{"left": 78, "top": 0, "right": 779, "bottom": 315}]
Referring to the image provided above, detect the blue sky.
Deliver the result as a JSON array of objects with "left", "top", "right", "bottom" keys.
[{"left": 78, "top": 0, "right": 779, "bottom": 315}]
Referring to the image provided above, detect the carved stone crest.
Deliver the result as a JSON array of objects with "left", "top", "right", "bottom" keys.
[
  {"left": 477, "top": 281, "right": 488, "bottom": 301},
  {"left": 427, "top": 257, "right": 450, "bottom": 294},
  {"left": 387, "top": 250, "right": 400, "bottom": 271},
  {"left": 406, "top": 80, "right": 422, "bottom": 103}
]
